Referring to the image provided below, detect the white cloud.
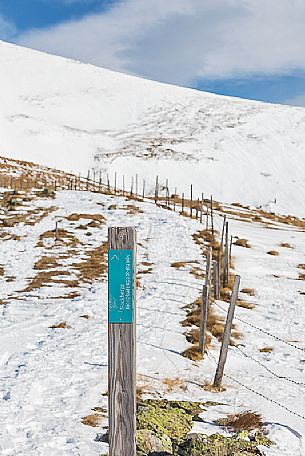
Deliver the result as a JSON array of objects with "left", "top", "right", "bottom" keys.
[
  {"left": 0, "top": 14, "right": 16, "bottom": 40},
  {"left": 16, "top": 0, "right": 305, "bottom": 86}
]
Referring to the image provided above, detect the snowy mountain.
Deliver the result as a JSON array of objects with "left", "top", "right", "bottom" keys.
[{"left": 1, "top": 39, "right": 305, "bottom": 217}]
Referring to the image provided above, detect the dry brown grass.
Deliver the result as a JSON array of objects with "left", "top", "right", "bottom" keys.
[
  {"left": 182, "top": 345, "right": 203, "bottom": 361},
  {"left": 298, "top": 274, "right": 305, "bottom": 281},
  {"left": 162, "top": 377, "right": 186, "bottom": 393},
  {"left": 81, "top": 413, "right": 102, "bottom": 427},
  {"left": 171, "top": 260, "right": 199, "bottom": 269},
  {"left": 80, "top": 314, "right": 90, "bottom": 319},
  {"left": 298, "top": 264, "right": 305, "bottom": 270},
  {"left": 23, "top": 270, "right": 76, "bottom": 292},
  {"left": 259, "top": 346, "right": 273, "bottom": 353},
  {"left": 74, "top": 242, "right": 107, "bottom": 283},
  {"left": 234, "top": 238, "right": 251, "bottom": 248},
  {"left": 216, "top": 411, "right": 263, "bottom": 432},
  {"left": 34, "top": 256, "right": 59, "bottom": 270},
  {"left": 237, "top": 299, "right": 255, "bottom": 310},
  {"left": 267, "top": 250, "right": 279, "bottom": 256},
  {"left": 36, "top": 228, "right": 79, "bottom": 249},
  {"left": 49, "top": 321, "right": 68, "bottom": 329},
  {"left": 280, "top": 242, "right": 293, "bottom": 248},
  {"left": 67, "top": 213, "right": 105, "bottom": 223},
  {"left": 0, "top": 266, "right": 4, "bottom": 276},
  {"left": 203, "top": 382, "right": 226, "bottom": 393},
  {"left": 241, "top": 288, "right": 256, "bottom": 296}
]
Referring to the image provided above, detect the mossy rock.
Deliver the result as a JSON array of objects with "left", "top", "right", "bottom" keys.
[
  {"left": 175, "top": 432, "right": 273, "bottom": 455},
  {"left": 137, "top": 404, "right": 193, "bottom": 444},
  {"left": 136, "top": 429, "right": 172, "bottom": 455},
  {"left": 138, "top": 399, "right": 202, "bottom": 417}
]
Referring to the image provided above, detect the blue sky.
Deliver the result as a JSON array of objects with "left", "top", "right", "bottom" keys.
[{"left": 1, "top": 0, "right": 305, "bottom": 106}]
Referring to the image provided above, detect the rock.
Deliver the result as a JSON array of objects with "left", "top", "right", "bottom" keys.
[
  {"left": 175, "top": 432, "right": 272, "bottom": 456},
  {"left": 136, "top": 429, "right": 172, "bottom": 455},
  {"left": 137, "top": 403, "right": 193, "bottom": 443}
]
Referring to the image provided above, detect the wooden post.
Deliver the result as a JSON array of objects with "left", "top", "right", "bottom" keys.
[
  {"left": 196, "top": 198, "right": 199, "bottom": 219},
  {"left": 130, "top": 177, "right": 134, "bottom": 196},
  {"left": 166, "top": 185, "right": 170, "bottom": 208},
  {"left": 142, "top": 179, "right": 145, "bottom": 199},
  {"left": 135, "top": 174, "right": 138, "bottom": 198},
  {"left": 108, "top": 227, "right": 136, "bottom": 456},
  {"left": 173, "top": 187, "right": 177, "bottom": 212},
  {"left": 86, "top": 170, "right": 90, "bottom": 191},
  {"left": 223, "top": 222, "right": 229, "bottom": 288},
  {"left": 200, "top": 193, "right": 204, "bottom": 224},
  {"left": 199, "top": 284, "right": 209, "bottom": 354},
  {"left": 114, "top": 172, "right": 117, "bottom": 194},
  {"left": 154, "top": 176, "right": 159, "bottom": 204},
  {"left": 229, "top": 235, "right": 233, "bottom": 268},
  {"left": 107, "top": 174, "right": 110, "bottom": 192},
  {"left": 210, "top": 195, "right": 214, "bottom": 235},
  {"left": 213, "top": 275, "right": 240, "bottom": 388},
  {"left": 205, "top": 202, "right": 209, "bottom": 231},
  {"left": 213, "top": 260, "right": 219, "bottom": 300},
  {"left": 206, "top": 247, "right": 212, "bottom": 286},
  {"left": 122, "top": 175, "right": 125, "bottom": 196},
  {"left": 182, "top": 192, "right": 184, "bottom": 213},
  {"left": 220, "top": 215, "right": 227, "bottom": 249},
  {"left": 55, "top": 221, "right": 59, "bottom": 241},
  {"left": 190, "top": 184, "right": 193, "bottom": 218}
]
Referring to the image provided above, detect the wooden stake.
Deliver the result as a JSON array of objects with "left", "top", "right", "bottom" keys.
[
  {"left": 135, "top": 174, "right": 138, "bottom": 197},
  {"left": 199, "top": 284, "right": 210, "bottom": 353},
  {"left": 223, "top": 222, "right": 229, "bottom": 288},
  {"left": 142, "top": 179, "right": 145, "bottom": 199},
  {"left": 190, "top": 184, "right": 193, "bottom": 218},
  {"left": 200, "top": 193, "right": 204, "bottom": 224},
  {"left": 210, "top": 195, "right": 214, "bottom": 235},
  {"left": 174, "top": 187, "right": 177, "bottom": 211},
  {"left": 154, "top": 176, "right": 159, "bottom": 204},
  {"left": 205, "top": 247, "right": 212, "bottom": 285},
  {"left": 181, "top": 192, "right": 184, "bottom": 213},
  {"left": 114, "top": 172, "right": 117, "bottom": 194},
  {"left": 122, "top": 175, "right": 125, "bottom": 196},
  {"left": 108, "top": 227, "right": 136, "bottom": 456},
  {"left": 213, "top": 275, "right": 240, "bottom": 388},
  {"left": 213, "top": 260, "right": 219, "bottom": 300}
]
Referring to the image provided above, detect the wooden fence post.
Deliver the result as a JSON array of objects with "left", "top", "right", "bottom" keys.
[
  {"left": 210, "top": 195, "right": 214, "bottom": 235},
  {"left": 213, "top": 260, "right": 219, "bottom": 300},
  {"left": 135, "top": 174, "right": 138, "bottom": 198},
  {"left": 154, "top": 176, "right": 159, "bottom": 204},
  {"left": 114, "top": 172, "right": 117, "bottom": 194},
  {"left": 142, "top": 179, "right": 145, "bottom": 199},
  {"left": 174, "top": 187, "right": 177, "bottom": 211},
  {"left": 190, "top": 184, "right": 193, "bottom": 218},
  {"left": 223, "top": 222, "right": 229, "bottom": 288},
  {"left": 122, "top": 175, "right": 125, "bottom": 196},
  {"left": 213, "top": 275, "right": 240, "bottom": 388},
  {"left": 181, "top": 192, "right": 184, "bottom": 213},
  {"left": 108, "top": 227, "right": 136, "bottom": 456},
  {"left": 199, "top": 284, "right": 209, "bottom": 354},
  {"left": 206, "top": 247, "right": 212, "bottom": 286}
]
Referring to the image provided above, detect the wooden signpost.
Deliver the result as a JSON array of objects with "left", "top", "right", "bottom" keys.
[{"left": 108, "top": 227, "right": 136, "bottom": 456}]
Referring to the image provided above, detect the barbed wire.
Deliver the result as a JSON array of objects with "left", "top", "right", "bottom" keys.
[
  {"left": 213, "top": 301, "right": 305, "bottom": 354},
  {"left": 235, "top": 345, "right": 305, "bottom": 388},
  {"left": 207, "top": 350, "right": 305, "bottom": 422}
]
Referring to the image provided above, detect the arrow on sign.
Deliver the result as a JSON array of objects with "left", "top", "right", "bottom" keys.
[{"left": 111, "top": 254, "right": 119, "bottom": 261}]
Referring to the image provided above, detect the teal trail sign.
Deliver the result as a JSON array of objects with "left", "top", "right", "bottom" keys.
[{"left": 108, "top": 249, "right": 133, "bottom": 323}]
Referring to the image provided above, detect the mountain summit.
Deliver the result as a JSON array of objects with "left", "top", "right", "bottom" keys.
[{"left": 1, "top": 40, "right": 304, "bottom": 216}]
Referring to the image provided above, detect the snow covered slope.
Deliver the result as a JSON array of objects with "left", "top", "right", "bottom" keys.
[{"left": 1, "top": 40, "right": 305, "bottom": 216}]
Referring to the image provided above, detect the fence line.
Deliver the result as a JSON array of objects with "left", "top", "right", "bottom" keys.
[
  {"left": 208, "top": 349, "right": 305, "bottom": 422},
  {"left": 213, "top": 301, "right": 305, "bottom": 354}
]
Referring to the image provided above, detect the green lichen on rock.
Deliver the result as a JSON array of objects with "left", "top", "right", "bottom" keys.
[
  {"left": 136, "top": 429, "right": 172, "bottom": 455},
  {"left": 175, "top": 431, "right": 273, "bottom": 456},
  {"left": 137, "top": 404, "right": 193, "bottom": 443}
]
